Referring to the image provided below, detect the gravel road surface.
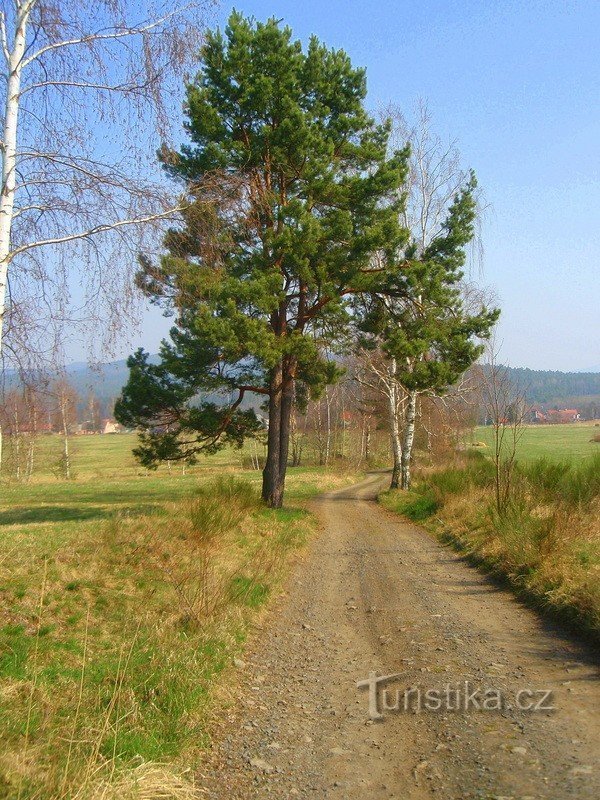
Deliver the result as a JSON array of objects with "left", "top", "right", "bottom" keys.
[{"left": 200, "top": 473, "right": 600, "bottom": 799}]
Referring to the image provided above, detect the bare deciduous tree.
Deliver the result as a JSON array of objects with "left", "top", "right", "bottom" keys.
[
  {"left": 52, "top": 375, "right": 78, "bottom": 479},
  {"left": 355, "top": 349, "right": 407, "bottom": 488},
  {"left": 0, "top": 0, "right": 212, "bottom": 459},
  {"left": 481, "top": 337, "right": 528, "bottom": 515},
  {"left": 0, "top": 1, "right": 212, "bottom": 357}
]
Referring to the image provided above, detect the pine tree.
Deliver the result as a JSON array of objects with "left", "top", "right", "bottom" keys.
[{"left": 115, "top": 13, "right": 409, "bottom": 507}]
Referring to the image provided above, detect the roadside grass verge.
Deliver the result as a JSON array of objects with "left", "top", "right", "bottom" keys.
[
  {"left": 0, "top": 465, "right": 352, "bottom": 800},
  {"left": 380, "top": 451, "right": 600, "bottom": 640}
]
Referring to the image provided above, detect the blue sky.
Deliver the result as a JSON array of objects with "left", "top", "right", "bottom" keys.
[{"left": 128, "top": 0, "right": 600, "bottom": 372}]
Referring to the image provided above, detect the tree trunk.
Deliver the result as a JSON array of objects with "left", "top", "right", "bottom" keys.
[
  {"left": 290, "top": 404, "right": 302, "bottom": 467},
  {"left": 0, "top": 6, "right": 30, "bottom": 359},
  {"left": 13, "top": 401, "right": 21, "bottom": 481},
  {"left": 314, "top": 399, "right": 325, "bottom": 466},
  {"left": 388, "top": 380, "right": 402, "bottom": 490},
  {"left": 278, "top": 360, "right": 295, "bottom": 484},
  {"left": 26, "top": 403, "right": 37, "bottom": 481},
  {"left": 0, "top": 12, "right": 29, "bottom": 471},
  {"left": 61, "top": 404, "right": 71, "bottom": 481},
  {"left": 401, "top": 390, "right": 417, "bottom": 490},
  {"left": 262, "top": 356, "right": 295, "bottom": 508},
  {"left": 324, "top": 387, "right": 332, "bottom": 466},
  {"left": 262, "top": 362, "right": 283, "bottom": 507}
]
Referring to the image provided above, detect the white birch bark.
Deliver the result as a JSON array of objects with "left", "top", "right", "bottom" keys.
[
  {"left": 60, "top": 401, "right": 71, "bottom": 481},
  {"left": 12, "top": 397, "right": 20, "bottom": 480},
  {"left": 401, "top": 390, "right": 417, "bottom": 490},
  {"left": 0, "top": 2, "right": 30, "bottom": 354},
  {"left": 388, "top": 359, "right": 402, "bottom": 489},
  {"left": 0, "top": 2, "right": 32, "bottom": 466},
  {"left": 324, "top": 387, "right": 332, "bottom": 466}
]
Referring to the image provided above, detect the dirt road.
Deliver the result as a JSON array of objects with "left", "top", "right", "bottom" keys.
[{"left": 201, "top": 474, "right": 600, "bottom": 799}]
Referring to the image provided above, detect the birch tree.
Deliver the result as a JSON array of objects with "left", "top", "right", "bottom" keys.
[
  {"left": 0, "top": 0, "right": 211, "bottom": 372},
  {"left": 359, "top": 103, "right": 497, "bottom": 489},
  {"left": 52, "top": 375, "right": 77, "bottom": 479},
  {"left": 355, "top": 349, "right": 407, "bottom": 488},
  {"left": 394, "top": 102, "right": 471, "bottom": 489}
]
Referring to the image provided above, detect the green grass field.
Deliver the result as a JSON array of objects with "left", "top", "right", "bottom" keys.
[
  {"left": 0, "top": 433, "right": 354, "bottom": 799},
  {"left": 469, "top": 421, "right": 600, "bottom": 462},
  {"left": 1, "top": 433, "right": 336, "bottom": 529}
]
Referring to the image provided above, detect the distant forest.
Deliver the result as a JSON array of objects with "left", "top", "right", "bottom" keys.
[
  {"left": 5, "top": 360, "right": 600, "bottom": 419},
  {"left": 504, "top": 367, "right": 600, "bottom": 406},
  {"left": 62, "top": 360, "right": 600, "bottom": 411}
]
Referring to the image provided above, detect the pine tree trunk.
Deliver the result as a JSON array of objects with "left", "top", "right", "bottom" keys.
[
  {"left": 278, "top": 360, "right": 295, "bottom": 479},
  {"left": 262, "top": 362, "right": 283, "bottom": 507},
  {"left": 401, "top": 390, "right": 417, "bottom": 490},
  {"left": 261, "top": 358, "right": 296, "bottom": 508}
]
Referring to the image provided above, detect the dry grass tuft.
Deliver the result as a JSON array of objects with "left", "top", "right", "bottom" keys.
[{"left": 82, "top": 762, "right": 200, "bottom": 800}]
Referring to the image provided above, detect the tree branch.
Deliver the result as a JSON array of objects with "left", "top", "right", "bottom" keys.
[
  {"left": 21, "top": 11, "right": 179, "bottom": 68},
  {"left": 8, "top": 206, "right": 185, "bottom": 261}
]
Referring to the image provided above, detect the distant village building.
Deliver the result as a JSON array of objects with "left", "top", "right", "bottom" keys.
[
  {"left": 101, "top": 418, "right": 124, "bottom": 434},
  {"left": 75, "top": 420, "right": 98, "bottom": 435},
  {"left": 528, "top": 407, "right": 580, "bottom": 424},
  {"left": 547, "top": 409, "right": 580, "bottom": 424},
  {"left": 528, "top": 408, "right": 548, "bottom": 423}
]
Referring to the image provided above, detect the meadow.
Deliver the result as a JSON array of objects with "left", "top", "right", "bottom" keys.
[
  {"left": 0, "top": 434, "right": 353, "bottom": 800},
  {"left": 468, "top": 420, "right": 600, "bottom": 462}
]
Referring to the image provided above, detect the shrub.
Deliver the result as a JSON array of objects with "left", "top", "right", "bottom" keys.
[
  {"left": 425, "top": 468, "right": 467, "bottom": 497},
  {"left": 195, "top": 475, "right": 258, "bottom": 511},
  {"left": 487, "top": 496, "right": 554, "bottom": 577},
  {"left": 520, "top": 457, "right": 571, "bottom": 497},
  {"left": 558, "top": 453, "right": 600, "bottom": 507},
  {"left": 190, "top": 477, "right": 259, "bottom": 540},
  {"left": 396, "top": 492, "right": 439, "bottom": 521}
]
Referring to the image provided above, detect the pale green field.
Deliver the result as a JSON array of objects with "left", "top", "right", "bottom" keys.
[
  {"left": 470, "top": 421, "right": 600, "bottom": 462},
  {"left": 7, "top": 431, "right": 260, "bottom": 481},
  {"left": 0, "top": 433, "right": 339, "bottom": 533},
  {"left": 0, "top": 431, "right": 367, "bottom": 537}
]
